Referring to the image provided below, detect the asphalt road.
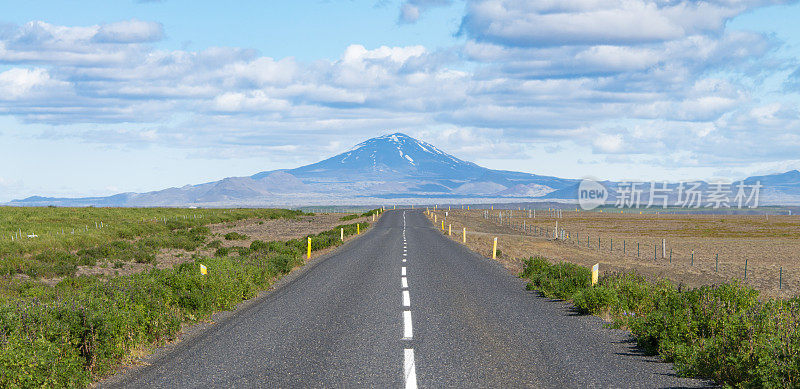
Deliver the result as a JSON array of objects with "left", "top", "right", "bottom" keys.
[{"left": 107, "top": 210, "right": 710, "bottom": 388}]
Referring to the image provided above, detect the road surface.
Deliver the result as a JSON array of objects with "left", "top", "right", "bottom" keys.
[{"left": 107, "top": 210, "right": 708, "bottom": 388}]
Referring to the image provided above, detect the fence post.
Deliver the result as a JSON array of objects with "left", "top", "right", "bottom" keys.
[
  {"left": 715, "top": 254, "right": 718, "bottom": 271},
  {"left": 780, "top": 267, "right": 783, "bottom": 289},
  {"left": 744, "top": 258, "right": 748, "bottom": 280}
]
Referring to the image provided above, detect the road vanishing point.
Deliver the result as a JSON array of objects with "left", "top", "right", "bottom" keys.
[{"left": 107, "top": 210, "right": 709, "bottom": 388}]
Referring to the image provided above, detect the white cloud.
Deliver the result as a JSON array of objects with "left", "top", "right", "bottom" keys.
[
  {"left": 398, "top": 0, "right": 453, "bottom": 24},
  {"left": 593, "top": 133, "right": 625, "bottom": 153},
  {"left": 0, "top": 67, "right": 66, "bottom": 99},
  {"left": 459, "top": 0, "right": 789, "bottom": 47},
  {"left": 92, "top": 19, "right": 164, "bottom": 43},
  {"left": 0, "top": 6, "right": 797, "bottom": 175}
]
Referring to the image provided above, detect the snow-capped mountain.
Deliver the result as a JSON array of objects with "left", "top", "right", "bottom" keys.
[
  {"left": 10, "top": 133, "right": 575, "bottom": 206},
  {"left": 11, "top": 133, "right": 800, "bottom": 206}
]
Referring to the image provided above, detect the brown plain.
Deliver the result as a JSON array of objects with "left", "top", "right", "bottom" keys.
[{"left": 430, "top": 209, "right": 800, "bottom": 298}]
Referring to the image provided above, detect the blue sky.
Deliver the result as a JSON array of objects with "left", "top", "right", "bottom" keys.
[{"left": 1, "top": 0, "right": 800, "bottom": 201}]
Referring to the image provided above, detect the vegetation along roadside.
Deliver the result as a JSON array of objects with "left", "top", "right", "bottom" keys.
[
  {"left": 0, "top": 207, "right": 379, "bottom": 387},
  {"left": 521, "top": 257, "right": 800, "bottom": 388}
]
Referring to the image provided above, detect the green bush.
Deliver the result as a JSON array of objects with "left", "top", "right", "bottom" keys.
[
  {"left": 0, "top": 209, "right": 365, "bottom": 387},
  {"left": 0, "top": 256, "right": 276, "bottom": 387},
  {"left": 224, "top": 232, "right": 248, "bottom": 241},
  {"left": 520, "top": 257, "right": 800, "bottom": 387},
  {"left": 206, "top": 240, "right": 222, "bottom": 249}
]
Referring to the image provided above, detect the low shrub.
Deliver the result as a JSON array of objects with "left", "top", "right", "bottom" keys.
[
  {"left": 520, "top": 257, "right": 800, "bottom": 387},
  {"left": 224, "top": 232, "right": 248, "bottom": 241}
]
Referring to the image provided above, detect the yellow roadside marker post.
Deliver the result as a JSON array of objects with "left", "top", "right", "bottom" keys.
[
  {"left": 372, "top": 214, "right": 375, "bottom": 222},
  {"left": 441, "top": 220, "right": 444, "bottom": 231},
  {"left": 448, "top": 224, "right": 452, "bottom": 236},
  {"left": 592, "top": 263, "right": 599, "bottom": 285},
  {"left": 307, "top": 237, "right": 312, "bottom": 259},
  {"left": 357, "top": 224, "right": 360, "bottom": 234},
  {"left": 462, "top": 227, "right": 466, "bottom": 243},
  {"left": 340, "top": 228, "right": 344, "bottom": 241},
  {"left": 434, "top": 214, "right": 437, "bottom": 223},
  {"left": 492, "top": 237, "right": 498, "bottom": 259},
  {"left": 200, "top": 264, "right": 207, "bottom": 275}
]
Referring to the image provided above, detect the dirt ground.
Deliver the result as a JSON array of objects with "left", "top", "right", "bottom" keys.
[
  {"left": 429, "top": 209, "right": 800, "bottom": 298},
  {"left": 58, "top": 213, "right": 377, "bottom": 283},
  {"left": 209, "top": 213, "right": 374, "bottom": 247}
]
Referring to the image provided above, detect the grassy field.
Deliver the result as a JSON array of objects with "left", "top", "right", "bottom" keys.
[
  {"left": 432, "top": 208, "right": 800, "bottom": 298},
  {"left": 0, "top": 206, "right": 379, "bottom": 387}
]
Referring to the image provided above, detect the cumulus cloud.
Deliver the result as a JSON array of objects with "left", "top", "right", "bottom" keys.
[
  {"left": 92, "top": 19, "right": 164, "bottom": 43},
  {"left": 399, "top": 0, "right": 453, "bottom": 23},
  {"left": 0, "top": 67, "right": 70, "bottom": 100},
  {"left": 459, "top": 0, "right": 789, "bottom": 47},
  {"left": 0, "top": 4, "right": 798, "bottom": 172}
]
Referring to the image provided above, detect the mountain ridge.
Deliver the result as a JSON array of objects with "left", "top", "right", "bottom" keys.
[{"left": 9, "top": 133, "right": 800, "bottom": 206}]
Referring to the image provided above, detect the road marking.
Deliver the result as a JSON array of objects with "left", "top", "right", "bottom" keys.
[
  {"left": 404, "top": 349, "right": 417, "bottom": 389},
  {"left": 402, "top": 290, "right": 410, "bottom": 306},
  {"left": 403, "top": 258, "right": 406, "bottom": 262},
  {"left": 402, "top": 277, "right": 408, "bottom": 288},
  {"left": 403, "top": 310, "right": 413, "bottom": 339},
  {"left": 401, "top": 266, "right": 406, "bottom": 275}
]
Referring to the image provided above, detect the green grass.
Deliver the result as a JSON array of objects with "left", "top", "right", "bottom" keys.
[
  {"left": 0, "top": 208, "right": 371, "bottom": 387},
  {"left": 339, "top": 208, "right": 381, "bottom": 221},
  {"left": 521, "top": 257, "right": 800, "bottom": 388},
  {"left": 0, "top": 207, "right": 304, "bottom": 278}
]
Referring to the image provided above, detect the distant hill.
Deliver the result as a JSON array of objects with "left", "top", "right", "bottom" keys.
[{"left": 8, "top": 133, "right": 800, "bottom": 206}]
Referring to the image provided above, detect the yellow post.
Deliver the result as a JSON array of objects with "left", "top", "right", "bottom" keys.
[
  {"left": 492, "top": 237, "right": 497, "bottom": 259},
  {"left": 357, "top": 224, "right": 360, "bottom": 234},
  {"left": 592, "top": 263, "right": 599, "bottom": 285},
  {"left": 448, "top": 224, "right": 451, "bottom": 236},
  {"left": 307, "top": 237, "right": 312, "bottom": 259},
  {"left": 491, "top": 205, "right": 493, "bottom": 210},
  {"left": 434, "top": 214, "right": 437, "bottom": 223},
  {"left": 462, "top": 227, "right": 466, "bottom": 243},
  {"left": 200, "top": 264, "right": 207, "bottom": 275},
  {"left": 441, "top": 220, "right": 444, "bottom": 230},
  {"left": 340, "top": 227, "right": 344, "bottom": 241},
  {"left": 372, "top": 214, "right": 375, "bottom": 221},
  {"left": 467, "top": 205, "right": 469, "bottom": 210},
  {"left": 448, "top": 206, "right": 451, "bottom": 211}
]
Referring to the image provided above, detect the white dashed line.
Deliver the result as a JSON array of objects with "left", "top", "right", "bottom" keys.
[
  {"left": 401, "top": 266, "right": 406, "bottom": 276},
  {"left": 401, "top": 277, "right": 408, "bottom": 288},
  {"left": 403, "top": 310, "right": 413, "bottom": 339},
  {"left": 404, "top": 349, "right": 417, "bottom": 389},
  {"left": 402, "top": 290, "right": 411, "bottom": 307}
]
